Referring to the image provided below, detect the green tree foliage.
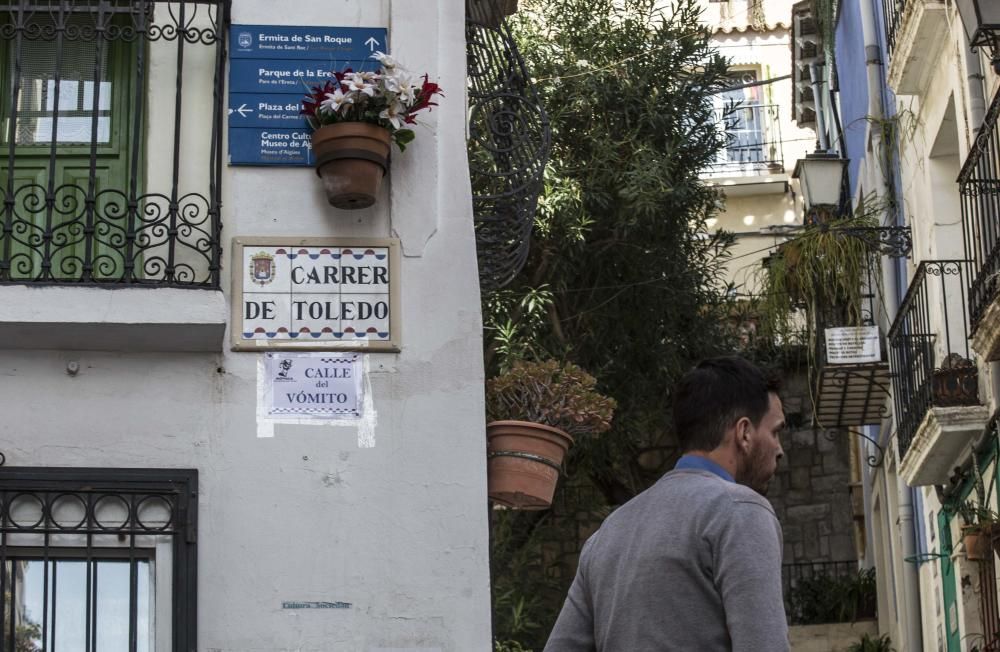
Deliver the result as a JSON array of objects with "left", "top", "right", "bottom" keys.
[
  {"left": 486, "top": 0, "right": 739, "bottom": 646},
  {"left": 489, "top": 0, "right": 734, "bottom": 506}
]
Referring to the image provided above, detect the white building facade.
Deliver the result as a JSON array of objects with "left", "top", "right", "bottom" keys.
[{"left": 0, "top": 1, "right": 492, "bottom": 650}]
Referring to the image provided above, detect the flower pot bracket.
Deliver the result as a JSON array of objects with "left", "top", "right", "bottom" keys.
[
  {"left": 315, "top": 148, "right": 389, "bottom": 175},
  {"left": 487, "top": 449, "right": 562, "bottom": 471}
]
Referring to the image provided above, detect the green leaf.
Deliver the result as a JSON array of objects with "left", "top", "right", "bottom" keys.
[{"left": 394, "top": 129, "right": 416, "bottom": 152}]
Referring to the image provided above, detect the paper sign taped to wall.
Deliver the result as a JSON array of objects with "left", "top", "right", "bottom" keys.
[
  {"left": 824, "top": 326, "right": 881, "bottom": 365},
  {"left": 263, "top": 352, "right": 363, "bottom": 418}
]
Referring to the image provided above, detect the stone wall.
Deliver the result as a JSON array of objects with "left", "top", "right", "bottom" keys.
[{"left": 769, "top": 371, "right": 859, "bottom": 564}]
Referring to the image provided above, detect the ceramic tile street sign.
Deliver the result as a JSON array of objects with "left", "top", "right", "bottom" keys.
[
  {"left": 228, "top": 24, "right": 388, "bottom": 166},
  {"left": 232, "top": 237, "right": 400, "bottom": 351}
]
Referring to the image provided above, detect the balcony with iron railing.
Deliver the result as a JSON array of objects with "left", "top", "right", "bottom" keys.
[
  {"left": 888, "top": 260, "right": 990, "bottom": 485},
  {"left": 466, "top": 0, "right": 550, "bottom": 292},
  {"left": 883, "top": 0, "right": 949, "bottom": 95},
  {"left": 782, "top": 561, "right": 876, "bottom": 627},
  {"left": 0, "top": 1, "right": 230, "bottom": 351},
  {"left": 811, "top": 245, "right": 893, "bottom": 433},
  {"left": 701, "top": 103, "right": 784, "bottom": 188},
  {"left": 963, "top": 87, "right": 1000, "bottom": 362}
]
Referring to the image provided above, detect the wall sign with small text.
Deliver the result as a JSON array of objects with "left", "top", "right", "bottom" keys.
[
  {"left": 264, "top": 352, "right": 362, "bottom": 418},
  {"left": 232, "top": 237, "right": 400, "bottom": 351},
  {"left": 228, "top": 24, "right": 388, "bottom": 166},
  {"left": 824, "top": 326, "right": 881, "bottom": 365}
]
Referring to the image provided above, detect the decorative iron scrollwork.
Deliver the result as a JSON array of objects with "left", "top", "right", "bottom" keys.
[
  {"left": 835, "top": 225, "right": 912, "bottom": 258},
  {"left": 822, "top": 427, "right": 885, "bottom": 468},
  {"left": 0, "top": 0, "right": 227, "bottom": 288},
  {"left": 466, "top": 0, "right": 551, "bottom": 291}
]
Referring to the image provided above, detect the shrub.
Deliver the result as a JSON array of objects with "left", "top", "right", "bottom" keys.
[{"left": 486, "top": 360, "right": 616, "bottom": 438}]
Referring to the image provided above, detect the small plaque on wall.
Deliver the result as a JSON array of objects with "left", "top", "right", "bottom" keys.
[{"left": 231, "top": 237, "right": 400, "bottom": 351}]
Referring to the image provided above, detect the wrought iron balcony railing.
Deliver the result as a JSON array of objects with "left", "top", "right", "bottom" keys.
[
  {"left": 0, "top": 1, "right": 227, "bottom": 288},
  {"left": 888, "top": 261, "right": 978, "bottom": 461},
  {"left": 703, "top": 103, "right": 784, "bottom": 178},
  {"left": 782, "top": 561, "right": 875, "bottom": 626},
  {"left": 466, "top": 0, "right": 551, "bottom": 291},
  {"left": 882, "top": 0, "right": 906, "bottom": 56},
  {"left": 961, "top": 87, "right": 1000, "bottom": 331}
]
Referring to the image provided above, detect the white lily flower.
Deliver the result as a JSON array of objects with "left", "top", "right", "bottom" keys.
[
  {"left": 372, "top": 51, "right": 400, "bottom": 69},
  {"left": 345, "top": 73, "right": 376, "bottom": 97},
  {"left": 379, "top": 100, "right": 407, "bottom": 129},
  {"left": 319, "top": 87, "right": 354, "bottom": 114},
  {"left": 385, "top": 71, "right": 417, "bottom": 105}
]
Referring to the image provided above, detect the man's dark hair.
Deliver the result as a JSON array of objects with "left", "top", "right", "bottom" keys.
[{"left": 672, "top": 356, "right": 782, "bottom": 452}]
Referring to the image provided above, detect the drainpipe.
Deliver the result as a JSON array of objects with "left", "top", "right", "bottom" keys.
[
  {"left": 964, "top": 27, "right": 987, "bottom": 133},
  {"left": 809, "top": 63, "right": 829, "bottom": 151},
  {"left": 860, "top": 0, "right": 924, "bottom": 648}
]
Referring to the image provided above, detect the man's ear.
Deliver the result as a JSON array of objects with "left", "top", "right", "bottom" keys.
[{"left": 735, "top": 416, "right": 753, "bottom": 451}]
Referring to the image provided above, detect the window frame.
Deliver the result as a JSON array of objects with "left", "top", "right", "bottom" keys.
[{"left": 0, "top": 466, "right": 197, "bottom": 652}]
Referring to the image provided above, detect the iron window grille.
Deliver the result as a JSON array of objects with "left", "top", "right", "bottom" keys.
[
  {"left": 0, "top": 467, "right": 197, "bottom": 652},
  {"left": 0, "top": 0, "right": 229, "bottom": 287}
]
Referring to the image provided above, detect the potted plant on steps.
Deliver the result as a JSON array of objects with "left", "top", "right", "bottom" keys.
[
  {"left": 301, "top": 51, "right": 443, "bottom": 209},
  {"left": 485, "top": 359, "right": 616, "bottom": 510}
]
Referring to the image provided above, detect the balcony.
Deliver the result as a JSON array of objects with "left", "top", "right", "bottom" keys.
[
  {"left": 467, "top": 0, "right": 551, "bottom": 291},
  {"left": 701, "top": 103, "right": 787, "bottom": 196},
  {"left": 0, "top": 1, "right": 228, "bottom": 351},
  {"left": 812, "top": 249, "right": 892, "bottom": 429},
  {"left": 888, "top": 260, "right": 989, "bottom": 486},
  {"left": 963, "top": 88, "right": 1000, "bottom": 361},
  {"left": 782, "top": 562, "right": 876, "bottom": 626},
  {"left": 884, "top": 0, "right": 949, "bottom": 95}
]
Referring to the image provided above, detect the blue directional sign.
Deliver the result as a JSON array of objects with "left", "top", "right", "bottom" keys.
[
  {"left": 228, "top": 24, "right": 389, "bottom": 167},
  {"left": 231, "top": 25, "right": 387, "bottom": 61}
]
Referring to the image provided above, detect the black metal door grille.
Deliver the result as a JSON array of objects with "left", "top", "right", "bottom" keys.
[
  {"left": 0, "top": 0, "right": 229, "bottom": 287},
  {"left": 0, "top": 467, "right": 197, "bottom": 652}
]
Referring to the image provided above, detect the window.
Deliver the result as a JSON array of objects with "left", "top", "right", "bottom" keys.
[
  {"left": 706, "top": 70, "right": 783, "bottom": 177},
  {"left": 0, "top": 467, "right": 197, "bottom": 651},
  {"left": 0, "top": 1, "right": 227, "bottom": 287}
]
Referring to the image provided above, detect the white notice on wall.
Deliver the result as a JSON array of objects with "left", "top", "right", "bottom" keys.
[
  {"left": 824, "top": 326, "right": 881, "bottom": 365},
  {"left": 263, "top": 352, "right": 363, "bottom": 418}
]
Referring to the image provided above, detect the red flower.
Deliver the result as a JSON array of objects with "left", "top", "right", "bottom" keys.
[{"left": 404, "top": 74, "right": 443, "bottom": 121}]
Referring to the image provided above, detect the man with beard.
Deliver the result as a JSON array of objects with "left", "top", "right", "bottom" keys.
[{"left": 544, "top": 356, "right": 788, "bottom": 652}]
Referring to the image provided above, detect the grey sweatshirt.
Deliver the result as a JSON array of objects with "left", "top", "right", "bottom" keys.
[{"left": 544, "top": 468, "right": 789, "bottom": 652}]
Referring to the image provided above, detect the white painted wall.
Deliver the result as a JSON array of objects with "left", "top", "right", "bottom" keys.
[{"left": 0, "top": 1, "right": 491, "bottom": 651}]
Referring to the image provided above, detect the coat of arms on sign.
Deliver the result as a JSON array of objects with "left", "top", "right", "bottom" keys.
[{"left": 250, "top": 251, "right": 276, "bottom": 286}]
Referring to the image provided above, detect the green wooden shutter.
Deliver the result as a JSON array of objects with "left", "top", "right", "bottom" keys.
[{"left": 0, "top": 13, "right": 139, "bottom": 281}]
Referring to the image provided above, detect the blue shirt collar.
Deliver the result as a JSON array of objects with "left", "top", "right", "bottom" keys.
[{"left": 674, "top": 454, "right": 734, "bottom": 483}]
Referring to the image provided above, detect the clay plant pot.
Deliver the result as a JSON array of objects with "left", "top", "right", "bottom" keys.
[
  {"left": 311, "top": 122, "right": 392, "bottom": 210},
  {"left": 931, "top": 364, "right": 979, "bottom": 407},
  {"left": 964, "top": 525, "right": 992, "bottom": 561},
  {"left": 486, "top": 420, "right": 573, "bottom": 510}
]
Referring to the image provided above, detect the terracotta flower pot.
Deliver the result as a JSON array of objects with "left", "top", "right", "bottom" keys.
[
  {"left": 486, "top": 420, "right": 573, "bottom": 510},
  {"left": 311, "top": 123, "right": 392, "bottom": 210},
  {"left": 964, "top": 526, "right": 992, "bottom": 561}
]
